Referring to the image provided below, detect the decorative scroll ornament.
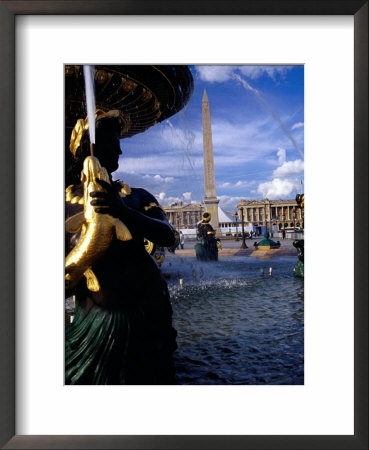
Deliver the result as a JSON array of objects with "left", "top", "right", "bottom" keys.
[
  {"left": 65, "top": 184, "right": 84, "bottom": 205},
  {"left": 116, "top": 181, "right": 132, "bottom": 198},
  {"left": 144, "top": 239, "right": 155, "bottom": 255},
  {"left": 143, "top": 202, "right": 166, "bottom": 215}
]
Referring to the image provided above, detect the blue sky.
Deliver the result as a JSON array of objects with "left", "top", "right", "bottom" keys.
[{"left": 116, "top": 65, "right": 304, "bottom": 212}]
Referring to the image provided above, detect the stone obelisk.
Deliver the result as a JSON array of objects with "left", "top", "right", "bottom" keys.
[{"left": 202, "top": 89, "right": 219, "bottom": 232}]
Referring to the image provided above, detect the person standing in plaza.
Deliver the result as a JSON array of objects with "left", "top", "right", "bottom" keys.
[{"left": 180, "top": 231, "right": 185, "bottom": 249}]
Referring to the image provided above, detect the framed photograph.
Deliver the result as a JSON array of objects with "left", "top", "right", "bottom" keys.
[
  {"left": 1, "top": 1, "right": 367, "bottom": 449},
  {"left": 64, "top": 63, "right": 306, "bottom": 388}
]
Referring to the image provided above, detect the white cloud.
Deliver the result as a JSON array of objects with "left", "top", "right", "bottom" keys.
[
  {"left": 239, "top": 65, "right": 292, "bottom": 80},
  {"left": 143, "top": 174, "right": 175, "bottom": 183},
  {"left": 154, "top": 192, "right": 200, "bottom": 207},
  {"left": 196, "top": 66, "right": 234, "bottom": 83},
  {"left": 291, "top": 122, "right": 304, "bottom": 130},
  {"left": 277, "top": 148, "right": 286, "bottom": 165},
  {"left": 257, "top": 178, "right": 297, "bottom": 199},
  {"left": 219, "top": 182, "right": 231, "bottom": 188},
  {"left": 219, "top": 180, "right": 256, "bottom": 190},
  {"left": 158, "top": 195, "right": 200, "bottom": 207},
  {"left": 256, "top": 153, "right": 304, "bottom": 199},
  {"left": 235, "top": 180, "right": 251, "bottom": 188},
  {"left": 218, "top": 195, "right": 245, "bottom": 211},
  {"left": 160, "top": 196, "right": 182, "bottom": 206},
  {"left": 273, "top": 159, "right": 304, "bottom": 177},
  {"left": 196, "top": 65, "right": 293, "bottom": 83}
]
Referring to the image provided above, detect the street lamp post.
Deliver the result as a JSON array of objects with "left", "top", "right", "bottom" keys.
[
  {"left": 279, "top": 210, "right": 282, "bottom": 230},
  {"left": 235, "top": 211, "right": 239, "bottom": 241},
  {"left": 269, "top": 206, "right": 272, "bottom": 236},
  {"left": 240, "top": 207, "right": 248, "bottom": 249},
  {"left": 301, "top": 205, "right": 304, "bottom": 231}
]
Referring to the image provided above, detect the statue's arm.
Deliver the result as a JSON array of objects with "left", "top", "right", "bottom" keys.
[
  {"left": 89, "top": 181, "right": 175, "bottom": 247},
  {"left": 132, "top": 188, "right": 176, "bottom": 246}
]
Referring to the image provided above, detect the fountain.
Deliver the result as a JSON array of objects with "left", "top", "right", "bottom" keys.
[
  {"left": 65, "top": 65, "right": 194, "bottom": 168},
  {"left": 65, "top": 64, "right": 194, "bottom": 263},
  {"left": 253, "top": 230, "right": 281, "bottom": 250}
]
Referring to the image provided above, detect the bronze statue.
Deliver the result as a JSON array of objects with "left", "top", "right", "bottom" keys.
[
  {"left": 65, "top": 111, "right": 177, "bottom": 384},
  {"left": 195, "top": 212, "right": 219, "bottom": 261}
]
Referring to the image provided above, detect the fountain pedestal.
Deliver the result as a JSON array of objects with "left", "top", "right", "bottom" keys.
[{"left": 254, "top": 231, "right": 281, "bottom": 250}]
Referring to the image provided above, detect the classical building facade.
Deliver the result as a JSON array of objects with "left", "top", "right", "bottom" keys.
[
  {"left": 163, "top": 202, "right": 204, "bottom": 229},
  {"left": 237, "top": 199, "right": 304, "bottom": 229},
  {"left": 163, "top": 198, "right": 304, "bottom": 231}
]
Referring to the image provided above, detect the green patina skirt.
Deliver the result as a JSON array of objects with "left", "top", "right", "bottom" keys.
[
  {"left": 65, "top": 299, "right": 177, "bottom": 385},
  {"left": 65, "top": 239, "right": 177, "bottom": 385}
]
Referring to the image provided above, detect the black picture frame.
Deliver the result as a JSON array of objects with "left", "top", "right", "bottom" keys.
[{"left": 0, "top": 1, "right": 367, "bottom": 449}]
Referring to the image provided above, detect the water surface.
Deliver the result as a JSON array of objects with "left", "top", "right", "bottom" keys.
[{"left": 164, "top": 255, "right": 304, "bottom": 385}]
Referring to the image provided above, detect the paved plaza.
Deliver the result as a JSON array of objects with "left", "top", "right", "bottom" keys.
[{"left": 173, "top": 235, "right": 302, "bottom": 258}]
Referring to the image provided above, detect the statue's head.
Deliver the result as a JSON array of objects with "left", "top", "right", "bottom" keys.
[
  {"left": 296, "top": 193, "right": 304, "bottom": 209},
  {"left": 202, "top": 212, "right": 211, "bottom": 223},
  {"left": 69, "top": 110, "right": 123, "bottom": 175}
]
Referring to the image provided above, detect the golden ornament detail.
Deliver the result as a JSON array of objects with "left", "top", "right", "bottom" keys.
[
  {"left": 65, "top": 184, "right": 84, "bottom": 205},
  {"left": 116, "top": 181, "right": 132, "bottom": 198}
]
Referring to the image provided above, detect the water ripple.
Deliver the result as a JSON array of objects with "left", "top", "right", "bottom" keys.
[{"left": 164, "top": 255, "right": 304, "bottom": 385}]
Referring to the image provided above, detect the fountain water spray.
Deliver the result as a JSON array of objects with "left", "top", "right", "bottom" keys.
[
  {"left": 83, "top": 65, "right": 96, "bottom": 156},
  {"left": 165, "top": 118, "right": 203, "bottom": 203},
  {"left": 233, "top": 73, "right": 304, "bottom": 160}
]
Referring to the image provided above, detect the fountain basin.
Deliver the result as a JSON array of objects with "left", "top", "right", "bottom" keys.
[
  {"left": 65, "top": 65, "right": 193, "bottom": 138},
  {"left": 164, "top": 254, "right": 304, "bottom": 384}
]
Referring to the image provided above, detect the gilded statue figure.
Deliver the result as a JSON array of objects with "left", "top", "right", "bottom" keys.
[{"left": 65, "top": 111, "right": 177, "bottom": 384}]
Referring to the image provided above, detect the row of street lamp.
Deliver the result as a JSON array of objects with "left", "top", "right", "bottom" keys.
[
  {"left": 235, "top": 207, "right": 303, "bottom": 248},
  {"left": 234, "top": 208, "right": 247, "bottom": 249}
]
